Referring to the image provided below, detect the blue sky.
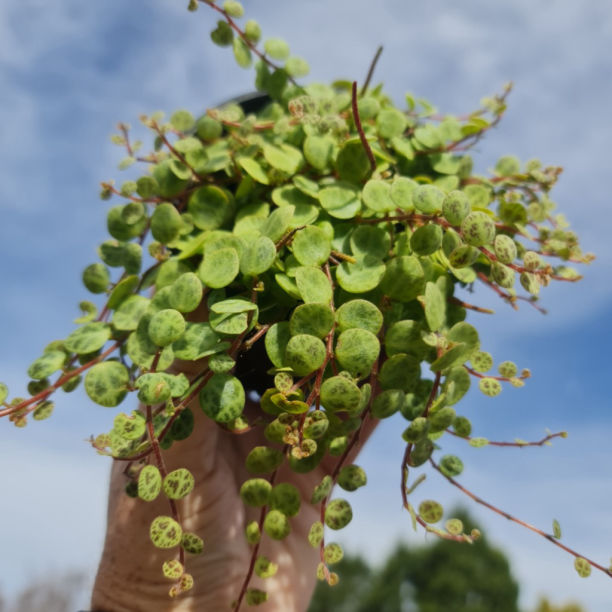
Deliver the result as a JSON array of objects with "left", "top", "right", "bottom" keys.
[{"left": 1, "top": 0, "right": 611, "bottom": 609}]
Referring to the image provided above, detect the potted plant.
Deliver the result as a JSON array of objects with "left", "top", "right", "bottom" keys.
[{"left": 1, "top": 1, "right": 598, "bottom": 610}]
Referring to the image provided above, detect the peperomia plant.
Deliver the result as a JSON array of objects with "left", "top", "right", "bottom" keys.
[{"left": 1, "top": 0, "right": 602, "bottom": 609}]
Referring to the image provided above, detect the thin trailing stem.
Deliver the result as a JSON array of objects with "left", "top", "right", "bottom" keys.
[
  {"left": 351, "top": 81, "right": 376, "bottom": 173},
  {"left": 449, "top": 296, "right": 494, "bottom": 315},
  {"left": 233, "top": 463, "right": 282, "bottom": 612},
  {"left": 200, "top": 0, "right": 302, "bottom": 89},
  {"left": 0, "top": 342, "right": 122, "bottom": 418},
  {"left": 429, "top": 457, "right": 612, "bottom": 579},
  {"left": 145, "top": 403, "right": 185, "bottom": 568},
  {"left": 150, "top": 120, "right": 204, "bottom": 183},
  {"left": 447, "top": 428, "right": 568, "bottom": 448},
  {"left": 360, "top": 45, "right": 383, "bottom": 95}
]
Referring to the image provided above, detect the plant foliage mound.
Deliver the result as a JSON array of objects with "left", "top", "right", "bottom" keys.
[{"left": 0, "top": 1, "right": 599, "bottom": 609}]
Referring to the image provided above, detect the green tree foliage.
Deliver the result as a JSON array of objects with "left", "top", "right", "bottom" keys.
[{"left": 533, "top": 599, "right": 586, "bottom": 612}]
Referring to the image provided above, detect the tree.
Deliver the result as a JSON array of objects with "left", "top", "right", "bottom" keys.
[
  {"left": 0, "top": 0, "right": 599, "bottom": 609},
  {"left": 532, "top": 599, "right": 586, "bottom": 612}
]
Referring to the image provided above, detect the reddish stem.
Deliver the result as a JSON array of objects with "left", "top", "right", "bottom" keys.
[
  {"left": 447, "top": 428, "right": 567, "bottom": 448},
  {"left": 429, "top": 458, "right": 612, "bottom": 579},
  {"left": 351, "top": 81, "right": 376, "bottom": 173},
  {"left": 0, "top": 342, "right": 122, "bottom": 418}
]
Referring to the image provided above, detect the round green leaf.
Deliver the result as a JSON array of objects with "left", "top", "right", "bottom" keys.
[
  {"left": 150, "top": 515, "right": 183, "bottom": 549},
  {"left": 390, "top": 177, "right": 417, "bottom": 211},
  {"left": 150, "top": 203, "right": 182, "bottom": 245},
  {"left": 336, "top": 256, "right": 386, "bottom": 293},
  {"left": 199, "top": 373, "right": 245, "bottom": 423},
  {"left": 304, "top": 134, "right": 334, "bottom": 170},
  {"left": 380, "top": 256, "right": 425, "bottom": 302},
  {"left": 209, "top": 302, "right": 257, "bottom": 335},
  {"left": 82, "top": 263, "right": 110, "bottom": 294},
  {"left": 361, "top": 179, "right": 394, "bottom": 213},
  {"left": 574, "top": 557, "right": 591, "bottom": 578},
  {"left": 371, "top": 388, "right": 405, "bottom": 418},
  {"left": 263, "top": 143, "right": 302, "bottom": 175},
  {"left": 265, "top": 322, "right": 291, "bottom": 368},
  {"left": 335, "top": 140, "right": 369, "bottom": 185},
  {"left": 471, "top": 350, "right": 493, "bottom": 373},
  {"left": 198, "top": 247, "right": 240, "bottom": 289},
  {"left": 152, "top": 160, "right": 189, "bottom": 198},
  {"left": 289, "top": 303, "right": 334, "bottom": 338},
  {"left": 263, "top": 509, "right": 290, "bottom": 540},
  {"left": 337, "top": 465, "right": 367, "bottom": 492},
  {"left": 138, "top": 465, "right": 162, "bottom": 502},
  {"left": 170, "top": 408, "right": 195, "bottom": 441},
  {"left": 418, "top": 500, "right": 443, "bottom": 524},
  {"left": 461, "top": 212, "right": 496, "bottom": 247},
  {"left": 286, "top": 56, "right": 310, "bottom": 78},
  {"left": 449, "top": 245, "right": 480, "bottom": 268},
  {"left": 479, "top": 377, "right": 502, "bottom": 397},
  {"left": 293, "top": 226, "right": 331, "bottom": 266},
  {"left": 32, "top": 400, "right": 54, "bottom": 421},
  {"left": 269, "top": 483, "right": 301, "bottom": 517},
  {"left": 114, "top": 411, "right": 146, "bottom": 440},
  {"left": 246, "top": 446, "right": 284, "bottom": 474},
  {"left": 127, "top": 315, "right": 175, "bottom": 370},
  {"left": 272, "top": 186, "right": 319, "bottom": 226},
  {"left": 284, "top": 334, "right": 326, "bottom": 376},
  {"left": 163, "top": 468, "right": 195, "bottom": 500},
  {"left": 113, "top": 295, "right": 150, "bottom": 331},
  {"left": 325, "top": 499, "right": 353, "bottom": 530},
  {"left": 84, "top": 361, "right": 129, "bottom": 407},
  {"left": 136, "top": 372, "right": 172, "bottom": 405},
  {"left": 413, "top": 184, "right": 445, "bottom": 214},
  {"left": 424, "top": 281, "right": 446, "bottom": 332},
  {"left": 378, "top": 353, "right": 420, "bottom": 391},
  {"left": 442, "top": 366, "right": 472, "bottom": 405},
  {"left": 262, "top": 205, "right": 295, "bottom": 242},
  {"left": 149, "top": 309, "right": 186, "bottom": 346},
  {"left": 233, "top": 36, "right": 252, "bottom": 68},
  {"left": 27, "top": 351, "right": 66, "bottom": 380},
  {"left": 188, "top": 185, "right": 234, "bottom": 230},
  {"left": 318, "top": 182, "right": 362, "bottom": 219},
  {"left": 429, "top": 406, "right": 456, "bottom": 432},
  {"left": 295, "top": 266, "right": 332, "bottom": 304},
  {"left": 240, "top": 236, "right": 277, "bottom": 276},
  {"left": 172, "top": 322, "right": 226, "bottom": 361},
  {"left": 170, "top": 109, "right": 195, "bottom": 132},
  {"left": 107, "top": 205, "right": 147, "bottom": 241},
  {"left": 376, "top": 108, "right": 407, "bottom": 139},
  {"left": 442, "top": 190, "right": 471, "bottom": 225},
  {"left": 410, "top": 223, "right": 443, "bottom": 255},
  {"left": 335, "top": 299, "right": 383, "bottom": 334},
  {"left": 440, "top": 455, "right": 464, "bottom": 477},
  {"left": 320, "top": 376, "right": 361, "bottom": 413},
  {"left": 64, "top": 322, "right": 111, "bottom": 355},
  {"left": 240, "top": 478, "right": 272, "bottom": 507},
  {"left": 238, "top": 157, "right": 269, "bottom": 185},
  {"left": 169, "top": 273, "right": 203, "bottom": 313},
  {"left": 107, "top": 275, "right": 139, "bottom": 310},
  {"left": 494, "top": 234, "right": 518, "bottom": 264},
  {"left": 264, "top": 37, "right": 290, "bottom": 60},
  {"left": 350, "top": 226, "right": 391, "bottom": 260},
  {"left": 335, "top": 328, "right": 380, "bottom": 378}
]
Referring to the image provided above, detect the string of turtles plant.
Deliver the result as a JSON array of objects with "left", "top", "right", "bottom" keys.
[{"left": 1, "top": 0, "right": 602, "bottom": 607}]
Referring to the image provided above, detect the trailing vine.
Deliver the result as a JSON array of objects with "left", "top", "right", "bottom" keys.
[{"left": 1, "top": 0, "right": 601, "bottom": 608}]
